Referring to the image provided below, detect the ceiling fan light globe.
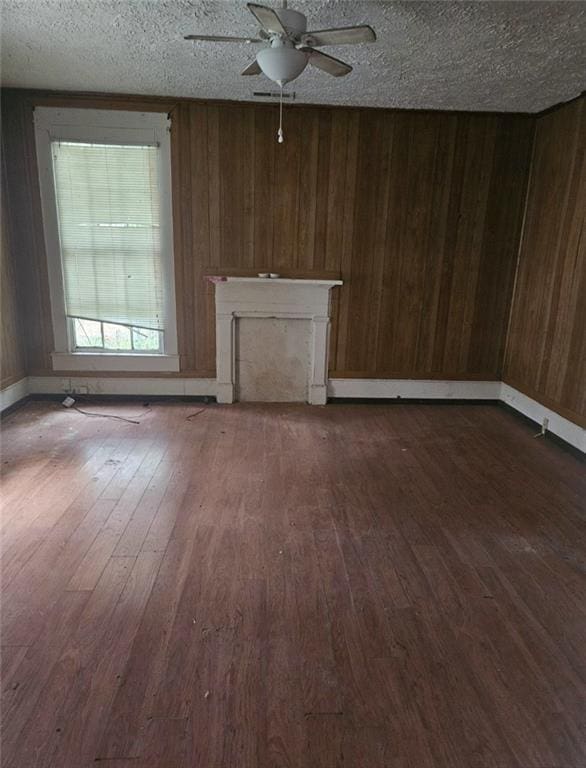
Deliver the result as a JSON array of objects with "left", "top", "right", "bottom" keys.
[{"left": 257, "top": 46, "right": 308, "bottom": 85}]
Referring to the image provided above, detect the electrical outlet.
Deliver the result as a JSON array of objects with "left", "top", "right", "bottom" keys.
[{"left": 68, "top": 384, "right": 89, "bottom": 396}]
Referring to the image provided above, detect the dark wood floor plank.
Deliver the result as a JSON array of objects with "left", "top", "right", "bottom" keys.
[
  {"left": 455, "top": 595, "right": 577, "bottom": 767},
  {"left": 262, "top": 638, "right": 305, "bottom": 767},
  {"left": 185, "top": 638, "right": 267, "bottom": 767},
  {"left": 97, "top": 536, "right": 198, "bottom": 758},
  {"left": 29, "top": 551, "right": 164, "bottom": 768},
  {"left": 0, "top": 645, "right": 28, "bottom": 685},
  {"left": 0, "top": 590, "right": 90, "bottom": 765},
  {"left": 65, "top": 440, "right": 169, "bottom": 591},
  {"left": 150, "top": 524, "right": 216, "bottom": 719},
  {"left": 0, "top": 434, "right": 123, "bottom": 584},
  {"left": 478, "top": 565, "right": 586, "bottom": 715},
  {"left": 1, "top": 494, "right": 118, "bottom": 644},
  {"left": 2, "top": 557, "right": 134, "bottom": 768},
  {"left": 112, "top": 408, "right": 188, "bottom": 558},
  {"left": 1, "top": 401, "right": 584, "bottom": 768}
]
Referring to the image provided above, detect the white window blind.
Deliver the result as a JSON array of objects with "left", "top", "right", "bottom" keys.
[{"left": 51, "top": 141, "right": 165, "bottom": 331}]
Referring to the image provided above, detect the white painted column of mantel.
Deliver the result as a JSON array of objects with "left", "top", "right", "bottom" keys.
[
  {"left": 212, "top": 277, "right": 342, "bottom": 405},
  {"left": 309, "top": 315, "right": 331, "bottom": 404},
  {"left": 215, "top": 310, "right": 237, "bottom": 405}
]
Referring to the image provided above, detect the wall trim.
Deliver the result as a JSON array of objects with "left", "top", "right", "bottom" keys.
[
  {"left": 51, "top": 352, "right": 180, "bottom": 373},
  {"left": 499, "top": 383, "right": 585, "bottom": 453},
  {"left": 27, "top": 375, "right": 216, "bottom": 398},
  {"left": 33, "top": 107, "right": 178, "bottom": 358},
  {"left": 2, "top": 376, "right": 584, "bottom": 454},
  {"left": 0, "top": 378, "right": 29, "bottom": 413},
  {"left": 328, "top": 378, "right": 502, "bottom": 400}
]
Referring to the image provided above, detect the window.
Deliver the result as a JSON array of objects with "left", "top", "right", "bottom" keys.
[
  {"left": 72, "top": 318, "right": 162, "bottom": 353},
  {"left": 34, "top": 109, "right": 178, "bottom": 372}
]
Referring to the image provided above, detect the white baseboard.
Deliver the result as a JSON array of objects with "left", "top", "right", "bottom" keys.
[
  {"left": 328, "top": 378, "right": 584, "bottom": 454},
  {"left": 3, "top": 376, "right": 584, "bottom": 454},
  {"left": 0, "top": 378, "right": 29, "bottom": 412},
  {"left": 27, "top": 375, "right": 216, "bottom": 398},
  {"left": 500, "top": 383, "right": 585, "bottom": 453},
  {"left": 328, "top": 378, "right": 501, "bottom": 400}
]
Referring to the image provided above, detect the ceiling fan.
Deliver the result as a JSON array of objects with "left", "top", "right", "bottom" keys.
[{"left": 184, "top": 1, "right": 376, "bottom": 86}]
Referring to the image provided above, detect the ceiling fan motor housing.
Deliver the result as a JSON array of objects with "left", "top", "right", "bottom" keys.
[{"left": 274, "top": 8, "right": 307, "bottom": 37}]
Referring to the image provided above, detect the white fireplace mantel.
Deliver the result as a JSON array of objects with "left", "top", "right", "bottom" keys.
[{"left": 213, "top": 277, "right": 342, "bottom": 405}]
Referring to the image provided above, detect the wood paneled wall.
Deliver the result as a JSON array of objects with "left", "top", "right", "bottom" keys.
[
  {"left": 2, "top": 89, "right": 533, "bottom": 381},
  {"left": 1, "top": 142, "right": 26, "bottom": 389},
  {"left": 174, "top": 102, "right": 533, "bottom": 378},
  {"left": 504, "top": 96, "right": 586, "bottom": 426}
]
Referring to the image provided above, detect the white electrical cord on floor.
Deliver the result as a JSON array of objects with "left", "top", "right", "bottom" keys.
[{"left": 278, "top": 83, "right": 284, "bottom": 143}]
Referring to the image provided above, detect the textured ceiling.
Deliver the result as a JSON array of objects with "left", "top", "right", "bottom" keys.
[{"left": 2, "top": 1, "right": 585, "bottom": 112}]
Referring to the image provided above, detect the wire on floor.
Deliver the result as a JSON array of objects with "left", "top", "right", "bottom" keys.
[
  {"left": 71, "top": 405, "right": 149, "bottom": 424},
  {"left": 186, "top": 408, "right": 207, "bottom": 420}
]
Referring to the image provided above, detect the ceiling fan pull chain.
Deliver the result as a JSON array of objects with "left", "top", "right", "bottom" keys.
[{"left": 278, "top": 83, "right": 284, "bottom": 144}]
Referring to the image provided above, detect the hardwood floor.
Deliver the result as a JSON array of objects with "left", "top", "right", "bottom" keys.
[{"left": 1, "top": 400, "right": 585, "bottom": 768}]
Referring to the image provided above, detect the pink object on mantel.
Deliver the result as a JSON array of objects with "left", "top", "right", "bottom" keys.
[{"left": 206, "top": 275, "right": 227, "bottom": 284}]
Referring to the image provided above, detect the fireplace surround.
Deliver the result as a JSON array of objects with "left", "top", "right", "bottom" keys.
[{"left": 213, "top": 277, "right": 342, "bottom": 404}]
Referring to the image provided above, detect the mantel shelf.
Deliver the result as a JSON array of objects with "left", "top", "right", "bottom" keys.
[{"left": 210, "top": 277, "right": 343, "bottom": 287}]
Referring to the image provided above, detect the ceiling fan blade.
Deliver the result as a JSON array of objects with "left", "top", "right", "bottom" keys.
[
  {"left": 301, "top": 25, "right": 376, "bottom": 47},
  {"left": 303, "top": 48, "right": 352, "bottom": 77},
  {"left": 241, "top": 59, "right": 262, "bottom": 76},
  {"left": 184, "top": 34, "right": 262, "bottom": 43},
  {"left": 247, "top": 3, "right": 286, "bottom": 35}
]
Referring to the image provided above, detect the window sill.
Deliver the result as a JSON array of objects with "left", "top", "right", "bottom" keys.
[{"left": 51, "top": 352, "right": 180, "bottom": 373}]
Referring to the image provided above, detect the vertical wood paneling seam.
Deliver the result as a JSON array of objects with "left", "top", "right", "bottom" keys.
[
  {"left": 393, "top": 115, "right": 414, "bottom": 370},
  {"left": 412, "top": 117, "right": 443, "bottom": 373},
  {"left": 535, "top": 111, "right": 582, "bottom": 394},
  {"left": 371, "top": 115, "right": 394, "bottom": 374},
  {"left": 460, "top": 118, "right": 498, "bottom": 372},
  {"left": 532, "top": 111, "right": 580, "bottom": 392},
  {"left": 502, "top": 119, "right": 537, "bottom": 377},
  {"left": 333, "top": 111, "right": 358, "bottom": 372}
]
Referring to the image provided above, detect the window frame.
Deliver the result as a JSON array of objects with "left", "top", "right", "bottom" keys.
[{"left": 34, "top": 107, "right": 179, "bottom": 373}]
